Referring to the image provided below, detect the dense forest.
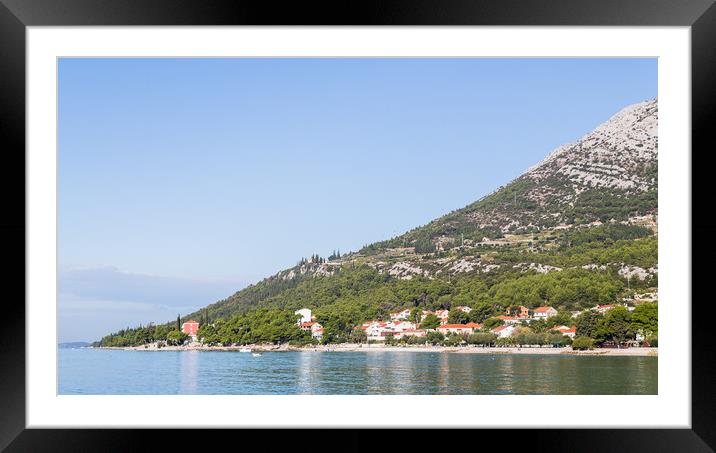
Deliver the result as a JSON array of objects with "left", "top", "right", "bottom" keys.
[{"left": 95, "top": 223, "right": 658, "bottom": 348}]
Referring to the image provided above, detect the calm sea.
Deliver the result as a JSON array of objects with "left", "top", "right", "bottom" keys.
[{"left": 58, "top": 348, "right": 657, "bottom": 395}]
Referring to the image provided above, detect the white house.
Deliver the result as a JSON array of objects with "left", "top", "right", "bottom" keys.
[
  {"left": 550, "top": 325, "right": 577, "bottom": 339},
  {"left": 532, "top": 306, "right": 558, "bottom": 319},
  {"left": 437, "top": 323, "right": 481, "bottom": 335},
  {"left": 391, "top": 321, "right": 417, "bottom": 332},
  {"left": 397, "top": 329, "right": 427, "bottom": 339},
  {"left": 435, "top": 309, "right": 450, "bottom": 324},
  {"left": 491, "top": 325, "right": 515, "bottom": 338},
  {"left": 360, "top": 321, "right": 391, "bottom": 341},
  {"left": 593, "top": 304, "right": 617, "bottom": 314},
  {"left": 311, "top": 323, "right": 324, "bottom": 340},
  {"left": 456, "top": 306, "right": 472, "bottom": 313},
  {"left": 496, "top": 315, "right": 522, "bottom": 325},
  {"left": 390, "top": 309, "right": 412, "bottom": 321},
  {"left": 295, "top": 308, "right": 312, "bottom": 324}
]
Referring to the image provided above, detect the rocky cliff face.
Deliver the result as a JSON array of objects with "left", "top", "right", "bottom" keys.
[
  {"left": 396, "top": 99, "right": 658, "bottom": 244},
  {"left": 527, "top": 99, "right": 657, "bottom": 196}
]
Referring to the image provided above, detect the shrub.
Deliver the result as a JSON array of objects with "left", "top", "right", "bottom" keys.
[
  {"left": 426, "top": 331, "right": 445, "bottom": 345},
  {"left": 407, "top": 335, "right": 428, "bottom": 345},
  {"left": 572, "top": 336, "right": 594, "bottom": 350},
  {"left": 467, "top": 332, "right": 497, "bottom": 346},
  {"left": 496, "top": 337, "right": 516, "bottom": 346}
]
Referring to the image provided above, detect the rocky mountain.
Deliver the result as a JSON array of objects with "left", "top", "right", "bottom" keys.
[
  {"left": 176, "top": 99, "right": 658, "bottom": 324},
  {"left": 362, "top": 99, "right": 658, "bottom": 254}
]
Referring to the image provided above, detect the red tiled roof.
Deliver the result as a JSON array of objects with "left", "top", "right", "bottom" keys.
[
  {"left": 551, "top": 325, "right": 576, "bottom": 333},
  {"left": 438, "top": 324, "right": 474, "bottom": 329},
  {"left": 300, "top": 322, "right": 316, "bottom": 327},
  {"left": 492, "top": 325, "right": 511, "bottom": 332},
  {"left": 464, "top": 322, "right": 482, "bottom": 328},
  {"left": 534, "top": 306, "right": 554, "bottom": 313}
]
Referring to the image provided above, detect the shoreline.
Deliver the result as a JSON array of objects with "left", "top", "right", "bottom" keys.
[{"left": 100, "top": 343, "right": 658, "bottom": 356}]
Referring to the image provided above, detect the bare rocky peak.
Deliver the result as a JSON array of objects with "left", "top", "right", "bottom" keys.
[{"left": 527, "top": 99, "right": 657, "bottom": 192}]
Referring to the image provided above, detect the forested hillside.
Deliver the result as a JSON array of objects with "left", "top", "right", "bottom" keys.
[{"left": 97, "top": 100, "right": 658, "bottom": 347}]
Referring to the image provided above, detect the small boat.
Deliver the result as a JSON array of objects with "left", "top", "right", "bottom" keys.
[
  {"left": 239, "top": 347, "right": 251, "bottom": 353},
  {"left": 252, "top": 353, "right": 262, "bottom": 357}
]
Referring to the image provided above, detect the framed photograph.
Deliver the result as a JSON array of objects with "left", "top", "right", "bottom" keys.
[{"left": 2, "top": 0, "right": 714, "bottom": 450}]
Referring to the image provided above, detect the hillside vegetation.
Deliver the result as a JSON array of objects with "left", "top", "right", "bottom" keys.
[{"left": 96, "top": 100, "right": 658, "bottom": 347}]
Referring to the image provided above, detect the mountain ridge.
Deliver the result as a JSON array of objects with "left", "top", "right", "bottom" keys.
[
  {"left": 179, "top": 99, "right": 658, "bottom": 323},
  {"left": 96, "top": 99, "right": 659, "bottom": 343}
]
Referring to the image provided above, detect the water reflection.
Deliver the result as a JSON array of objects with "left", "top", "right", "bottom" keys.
[
  {"left": 296, "top": 352, "right": 320, "bottom": 394},
  {"left": 179, "top": 351, "right": 199, "bottom": 394},
  {"left": 59, "top": 349, "right": 658, "bottom": 395}
]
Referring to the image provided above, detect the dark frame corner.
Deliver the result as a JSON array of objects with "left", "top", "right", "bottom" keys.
[{"left": 1, "top": 0, "right": 714, "bottom": 451}]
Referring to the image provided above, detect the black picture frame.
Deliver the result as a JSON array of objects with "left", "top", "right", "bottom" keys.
[{"left": 1, "top": 0, "right": 714, "bottom": 450}]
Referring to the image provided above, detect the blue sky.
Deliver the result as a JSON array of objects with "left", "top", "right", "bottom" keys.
[{"left": 58, "top": 58, "right": 656, "bottom": 342}]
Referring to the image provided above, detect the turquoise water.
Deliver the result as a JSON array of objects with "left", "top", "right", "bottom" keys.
[{"left": 58, "top": 348, "right": 657, "bottom": 395}]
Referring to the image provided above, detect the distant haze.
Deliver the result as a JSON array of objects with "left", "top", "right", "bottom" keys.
[{"left": 58, "top": 58, "right": 656, "bottom": 342}]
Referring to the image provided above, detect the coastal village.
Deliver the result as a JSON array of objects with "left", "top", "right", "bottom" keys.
[{"left": 178, "top": 302, "right": 650, "bottom": 348}]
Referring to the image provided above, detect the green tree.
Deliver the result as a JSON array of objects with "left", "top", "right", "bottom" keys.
[
  {"left": 349, "top": 329, "right": 367, "bottom": 344},
  {"left": 448, "top": 309, "right": 470, "bottom": 324},
  {"left": 545, "top": 311, "right": 573, "bottom": 328},
  {"left": 420, "top": 313, "right": 441, "bottom": 329},
  {"left": 426, "top": 331, "right": 444, "bottom": 345},
  {"left": 575, "top": 310, "right": 604, "bottom": 338},
  {"left": 166, "top": 330, "right": 188, "bottom": 346},
  {"left": 630, "top": 303, "right": 658, "bottom": 339},
  {"left": 467, "top": 332, "right": 497, "bottom": 346},
  {"left": 594, "top": 306, "right": 633, "bottom": 347},
  {"left": 482, "top": 317, "right": 504, "bottom": 330},
  {"left": 572, "top": 336, "right": 594, "bottom": 350}
]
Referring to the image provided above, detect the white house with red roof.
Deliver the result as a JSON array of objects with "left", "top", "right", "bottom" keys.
[
  {"left": 181, "top": 320, "right": 200, "bottom": 339},
  {"left": 397, "top": 329, "right": 427, "bottom": 338},
  {"left": 593, "top": 304, "right": 617, "bottom": 314},
  {"left": 391, "top": 320, "right": 417, "bottom": 332},
  {"left": 297, "top": 309, "right": 324, "bottom": 340},
  {"left": 434, "top": 309, "right": 450, "bottom": 324},
  {"left": 532, "top": 306, "right": 558, "bottom": 319},
  {"left": 496, "top": 315, "right": 522, "bottom": 325},
  {"left": 358, "top": 319, "right": 424, "bottom": 341},
  {"left": 491, "top": 324, "right": 515, "bottom": 338},
  {"left": 437, "top": 322, "right": 481, "bottom": 335},
  {"left": 504, "top": 305, "right": 530, "bottom": 318},
  {"left": 311, "top": 323, "right": 324, "bottom": 340},
  {"left": 363, "top": 321, "right": 389, "bottom": 340},
  {"left": 550, "top": 325, "right": 577, "bottom": 339}
]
